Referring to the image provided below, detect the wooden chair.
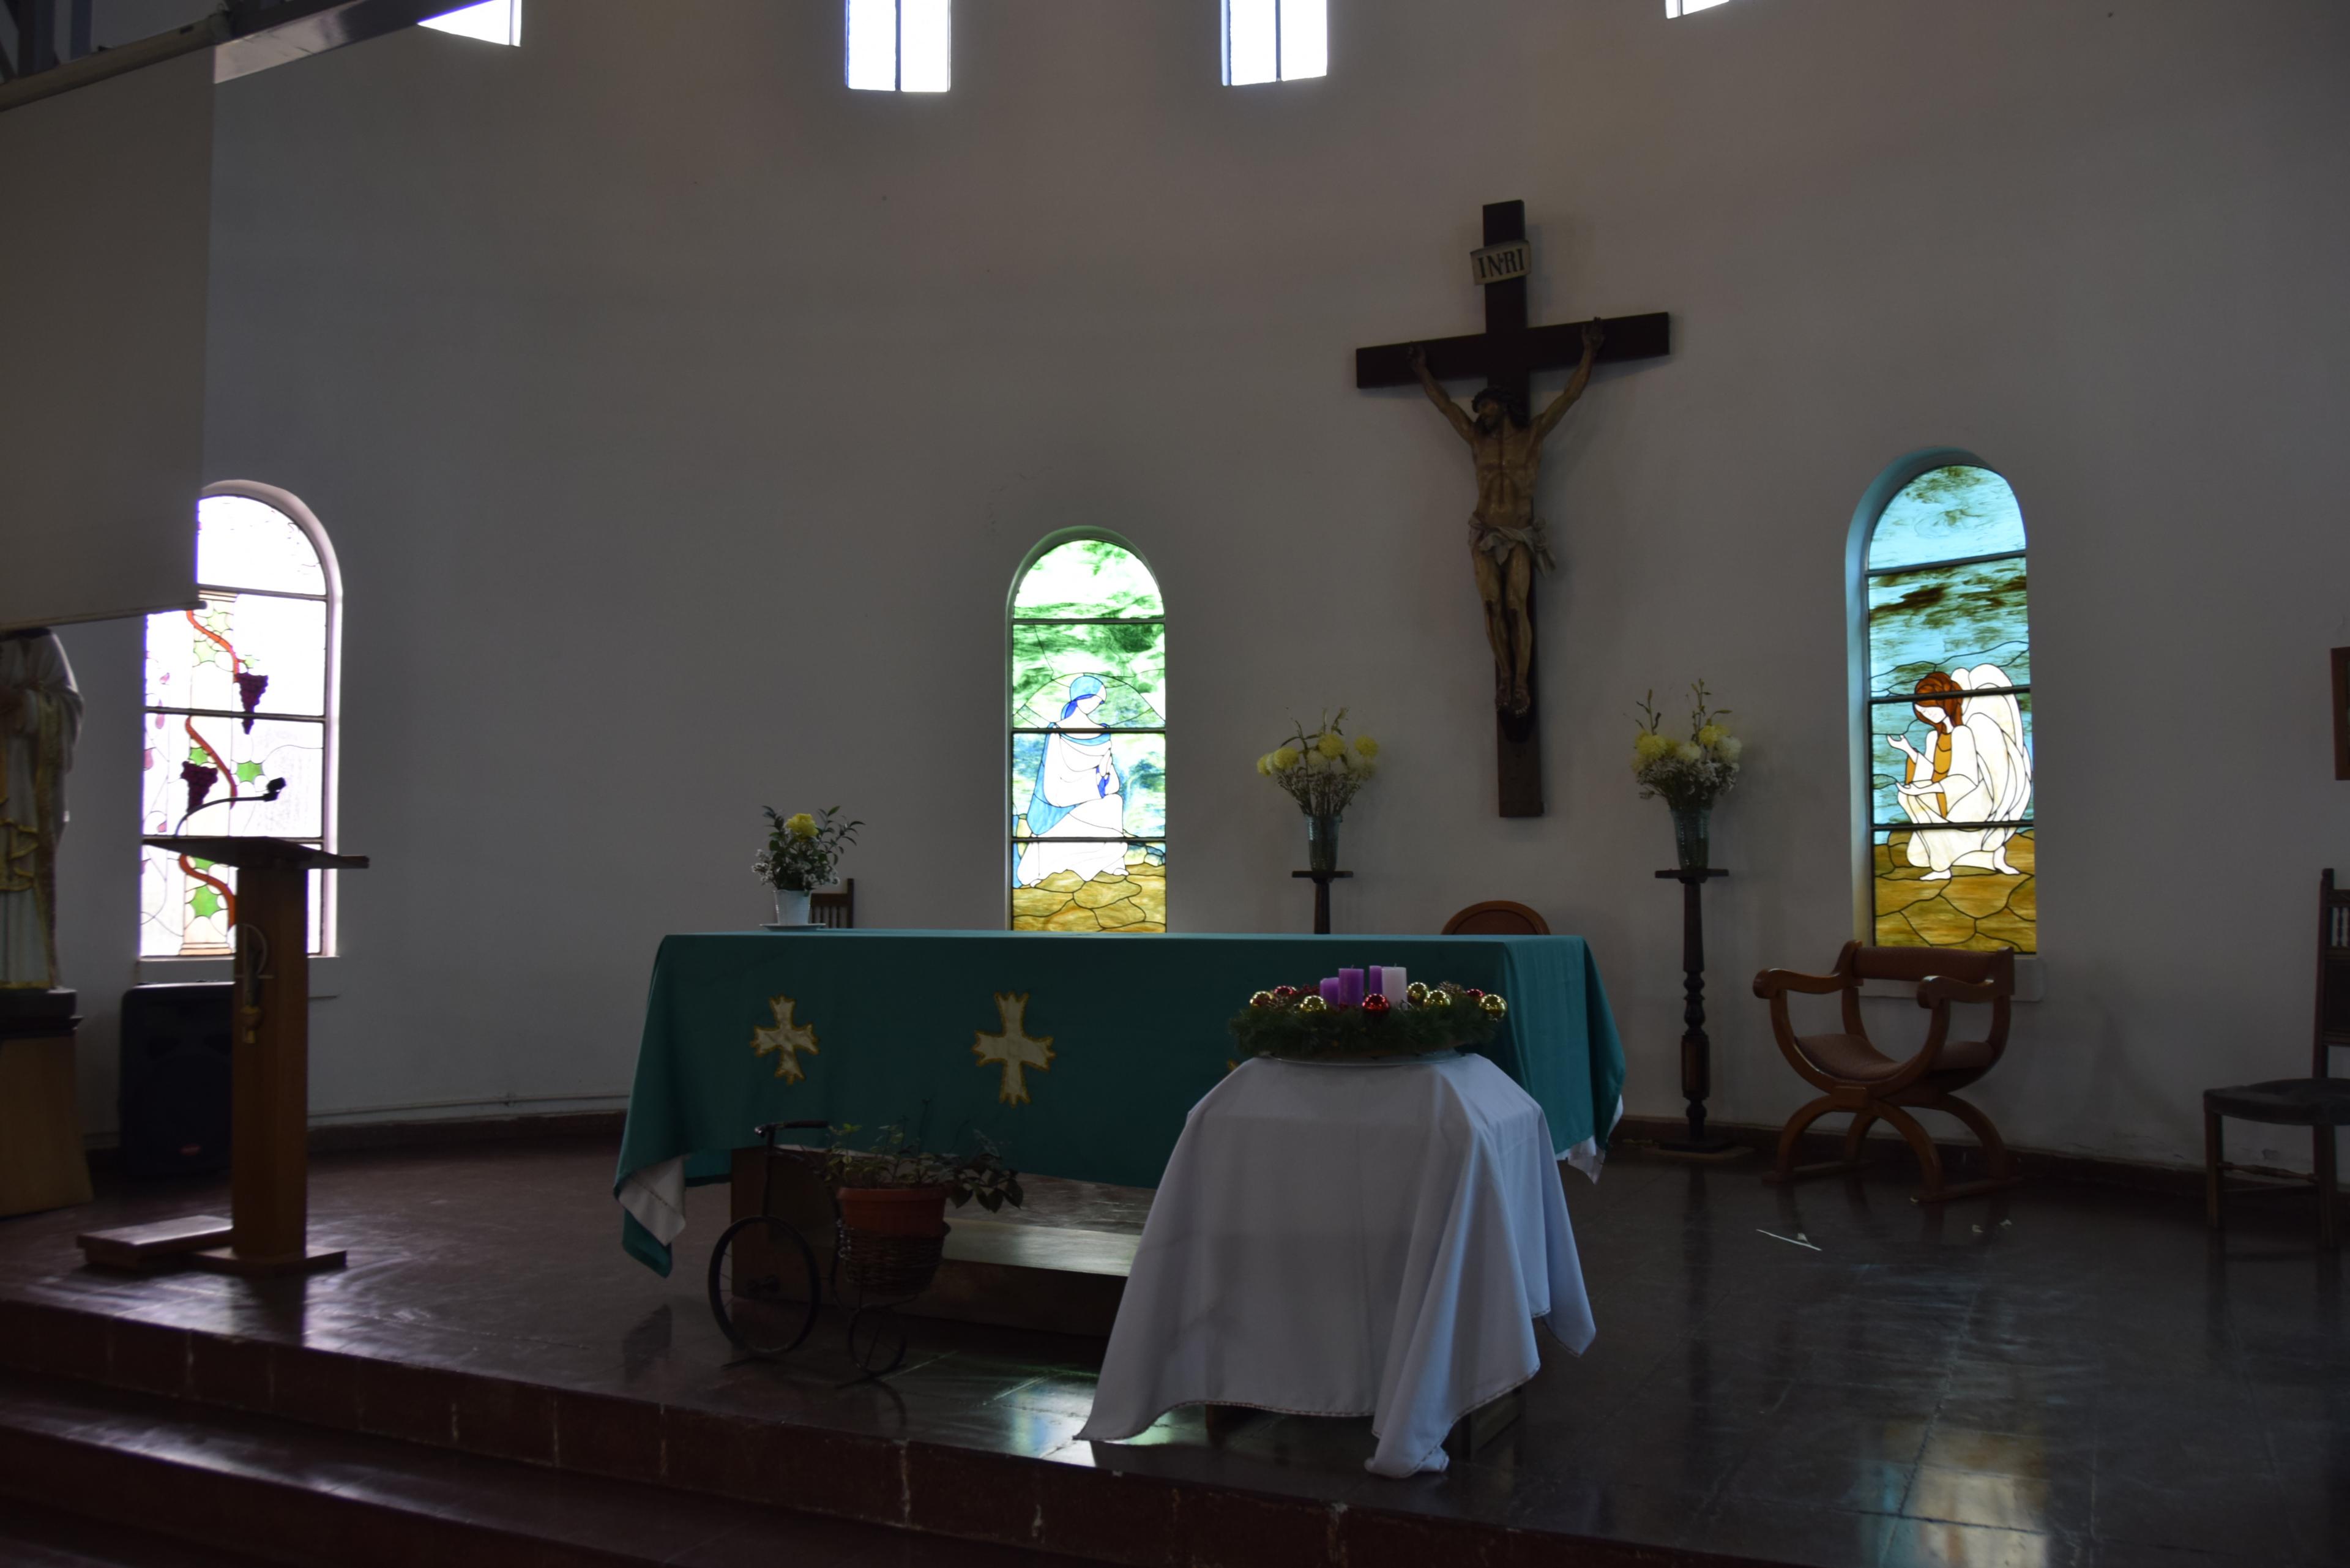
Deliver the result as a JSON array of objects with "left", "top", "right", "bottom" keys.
[
  {"left": 1442, "top": 900, "right": 1550, "bottom": 936},
  {"left": 810, "top": 879, "right": 855, "bottom": 930},
  {"left": 1753, "top": 943, "right": 2018, "bottom": 1203},
  {"left": 2203, "top": 869, "right": 2350, "bottom": 1249}
]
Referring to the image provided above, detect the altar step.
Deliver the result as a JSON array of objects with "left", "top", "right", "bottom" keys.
[
  {"left": 0, "top": 1367, "right": 1074, "bottom": 1568},
  {"left": 0, "top": 1290, "right": 1794, "bottom": 1568}
]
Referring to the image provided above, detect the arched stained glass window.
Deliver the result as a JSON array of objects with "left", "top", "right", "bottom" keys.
[
  {"left": 1860, "top": 458, "right": 2035, "bottom": 952},
  {"left": 140, "top": 486, "right": 341, "bottom": 957},
  {"left": 1009, "top": 538, "right": 1166, "bottom": 932}
]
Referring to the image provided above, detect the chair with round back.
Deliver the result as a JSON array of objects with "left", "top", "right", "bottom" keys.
[{"left": 1441, "top": 901, "right": 1550, "bottom": 936}]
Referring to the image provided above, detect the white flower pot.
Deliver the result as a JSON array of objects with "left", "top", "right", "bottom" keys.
[{"left": 772, "top": 888, "right": 812, "bottom": 927}]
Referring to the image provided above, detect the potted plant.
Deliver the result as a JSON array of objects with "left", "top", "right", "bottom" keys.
[
  {"left": 1256, "top": 709, "right": 1379, "bottom": 872},
  {"left": 754, "top": 805, "right": 861, "bottom": 926},
  {"left": 825, "top": 1126, "right": 1023, "bottom": 1298},
  {"left": 1630, "top": 683, "right": 1742, "bottom": 872}
]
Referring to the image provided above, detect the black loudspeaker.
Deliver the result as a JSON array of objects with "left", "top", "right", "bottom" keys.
[{"left": 118, "top": 984, "right": 233, "bottom": 1178}]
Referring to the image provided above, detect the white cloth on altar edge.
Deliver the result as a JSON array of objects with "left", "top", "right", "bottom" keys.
[
  {"left": 618, "top": 1155, "right": 688, "bottom": 1245},
  {"left": 1078, "top": 1054, "right": 1595, "bottom": 1477}
]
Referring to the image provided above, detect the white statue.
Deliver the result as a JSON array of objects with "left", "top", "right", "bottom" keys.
[
  {"left": 1, "top": 629, "right": 84, "bottom": 990},
  {"left": 1890, "top": 663, "right": 2031, "bottom": 881}
]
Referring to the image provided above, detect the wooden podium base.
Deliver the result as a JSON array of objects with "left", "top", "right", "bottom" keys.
[
  {"left": 78, "top": 1214, "right": 346, "bottom": 1277},
  {"left": 188, "top": 1244, "right": 349, "bottom": 1277},
  {"left": 77, "top": 1215, "right": 235, "bottom": 1274}
]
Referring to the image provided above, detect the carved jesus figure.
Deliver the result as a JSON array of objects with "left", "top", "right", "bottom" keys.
[{"left": 1410, "top": 322, "right": 1604, "bottom": 715}]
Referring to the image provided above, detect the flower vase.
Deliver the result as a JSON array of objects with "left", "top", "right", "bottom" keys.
[
  {"left": 1305, "top": 813, "right": 1343, "bottom": 874},
  {"left": 1669, "top": 807, "right": 1711, "bottom": 873},
  {"left": 772, "top": 887, "right": 812, "bottom": 926}
]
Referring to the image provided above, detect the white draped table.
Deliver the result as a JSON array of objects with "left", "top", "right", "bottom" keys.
[{"left": 1078, "top": 1051, "right": 1595, "bottom": 1477}]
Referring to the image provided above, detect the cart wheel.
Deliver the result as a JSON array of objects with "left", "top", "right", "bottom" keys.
[
  {"left": 846, "top": 1304, "right": 907, "bottom": 1378},
  {"left": 708, "top": 1215, "right": 821, "bottom": 1359}
]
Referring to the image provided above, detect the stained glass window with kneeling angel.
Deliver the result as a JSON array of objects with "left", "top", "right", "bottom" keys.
[
  {"left": 1009, "top": 538, "right": 1165, "bottom": 932},
  {"left": 1861, "top": 459, "right": 2034, "bottom": 953}
]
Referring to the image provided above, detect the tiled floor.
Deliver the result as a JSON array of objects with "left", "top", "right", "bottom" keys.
[{"left": 1, "top": 1135, "right": 2343, "bottom": 1568}]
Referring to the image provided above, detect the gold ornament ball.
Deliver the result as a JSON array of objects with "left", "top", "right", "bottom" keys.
[
  {"left": 1422, "top": 987, "right": 1453, "bottom": 1010},
  {"left": 1297, "top": 994, "right": 1329, "bottom": 1014},
  {"left": 1249, "top": 990, "right": 1280, "bottom": 1010},
  {"left": 1479, "top": 993, "right": 1509, "bottom": 1019},
  {"left": 1404, "top": 982, "right": 1430, "bottom": 1005}
]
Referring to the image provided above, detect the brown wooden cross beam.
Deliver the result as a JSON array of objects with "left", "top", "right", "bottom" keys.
[{"left": 1356, "top": 200, "right": 1671, "bottom": 817}]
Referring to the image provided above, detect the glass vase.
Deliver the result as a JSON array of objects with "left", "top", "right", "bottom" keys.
[
  {"left": 1305, "top": 813, "right": 1343, "bottom": 874},
  {"left": 1669, "top": 807, "right": 1710, "bottom": 873}
]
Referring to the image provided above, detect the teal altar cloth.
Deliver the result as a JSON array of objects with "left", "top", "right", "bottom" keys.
[{"left": 613, "top": 930, "right": 1626, "bottom": 1275}]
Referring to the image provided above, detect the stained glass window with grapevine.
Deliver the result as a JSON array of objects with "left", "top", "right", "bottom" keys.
[
  {"left": 140, "top": 491, "right": 338, "bottom": 957},
  {"left": 1864, "top": 463, "right": 2034, "bottom": 952},
  {"left": 1009, "top": 539, "right": 1165, "bottom": 932}
]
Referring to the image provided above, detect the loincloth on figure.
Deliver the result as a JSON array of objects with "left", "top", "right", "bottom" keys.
[{"left": 1468, "top": 515, "right": 1556, "bottom": 574}]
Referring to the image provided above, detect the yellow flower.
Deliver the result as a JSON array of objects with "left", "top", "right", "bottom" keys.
[
  {"left": 1676, "top": 741, "right": 1704, "bottom": 764},
  {"left": 1696, "top": 723, "right": 1730, "bottom": 750},
  {"left": 1633, "top": 732, "right": 1673, "bottom": 764},
  {"left": 1354, "top": 734, "right": 1379, "bottom": 760},
  {"left": 1316, "top": 732, "right": 1345, "bottom": 760},
  {"left": 785, "top": 812, "right": 819, "bottom": 839},
  {"left": 1715, "top": 736, "right": 1744, "bottom": 762},
  {"left": 1255, "top": 753, "right": 1272, "bottom": 775},
  {"left": 1272, "top": 745, "right": 1301, "bottom": 771}
]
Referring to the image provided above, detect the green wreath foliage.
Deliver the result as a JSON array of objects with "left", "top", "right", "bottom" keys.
[{"left": 1227, "top": 981, "right": 1504, "bottom": 1062}]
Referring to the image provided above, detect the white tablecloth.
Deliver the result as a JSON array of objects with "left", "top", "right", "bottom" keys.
[{"left": 1078, "top": 1053, "right": 1594, "bottom": 1477}]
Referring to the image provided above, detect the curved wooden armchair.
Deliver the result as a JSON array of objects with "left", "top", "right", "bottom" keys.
[
  {"left": 1753, "top": 942, "right": 2018, "bottom": 1203},
  {"left": 1442, "top": 901, "right": 1550, "bottom": 936}
]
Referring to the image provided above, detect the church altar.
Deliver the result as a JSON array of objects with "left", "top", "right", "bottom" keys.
[{"left": 613, "top": 931, "right": 1625, "bottom": 1275}]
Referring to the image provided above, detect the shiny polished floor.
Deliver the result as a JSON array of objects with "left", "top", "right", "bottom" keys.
[{"left": 1, "top": 1135, "right": 2343, "bottom": 1568}]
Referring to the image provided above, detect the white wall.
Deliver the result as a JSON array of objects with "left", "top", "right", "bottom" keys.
[{"left": 52, "top": 0, "right": 2350, "bottom": 1170}]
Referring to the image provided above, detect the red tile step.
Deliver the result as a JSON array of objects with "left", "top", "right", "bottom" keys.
[{"left": 0, "top": 1368, "right": 1079, "bottom": 1568}]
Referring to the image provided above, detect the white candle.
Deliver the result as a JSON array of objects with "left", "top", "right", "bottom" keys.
[{"left": 1381, "top": 966, "right": 1408, "bottom": 1004}]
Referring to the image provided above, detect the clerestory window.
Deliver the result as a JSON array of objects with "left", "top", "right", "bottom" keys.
[
  {"left": 848, "top": 0, "right": 951, "bottom": 92},
  {"left": 1223, "top": 0, "right": 1326, "bottom": 85},
  {"left": 421, "top": 1, "right": 521, "bottom": 47}
]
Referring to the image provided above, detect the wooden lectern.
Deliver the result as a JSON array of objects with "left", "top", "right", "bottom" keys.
[{"left": 79, "top": 837, "right": 366, "bottom": 1277}]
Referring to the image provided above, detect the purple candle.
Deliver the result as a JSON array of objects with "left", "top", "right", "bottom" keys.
[
  {"left": 1338, "top": 968, "right": 1365, "bottom": 1008},
  {"left": 1319, "top": 977, "right": 1343, "bottom": 1006},
  {"left": 1366, "top": 966, "right": 1384, "bottom": 998}
]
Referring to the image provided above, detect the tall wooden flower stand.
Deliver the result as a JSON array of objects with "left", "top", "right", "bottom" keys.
[
  {"left": 79, "top": 837, "right": 367, "bottom": 1276},
  {"left": 1651, "top": 868, "right": 1749, "bottom": 1162}
]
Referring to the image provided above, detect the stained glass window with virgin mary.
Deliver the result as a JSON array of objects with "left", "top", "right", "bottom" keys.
[
  {"left": 1863, "top": 461, "right": 2035, "bottom": 952},
  {"left": 1009, "top": 539, "right": 1166, "bottom": 931}
]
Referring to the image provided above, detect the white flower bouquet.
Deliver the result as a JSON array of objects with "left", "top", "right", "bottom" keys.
[
  {"left": 1631, "top": 684, "right": 1742, "bottom": 811},
  {"left": 1256, "top": 709, "right": 1380, "bottom": 819}
]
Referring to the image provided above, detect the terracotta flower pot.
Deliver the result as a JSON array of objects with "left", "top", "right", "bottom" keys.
[{"left": 837, "top": 1184, "right": 950, "bottom": 1239}]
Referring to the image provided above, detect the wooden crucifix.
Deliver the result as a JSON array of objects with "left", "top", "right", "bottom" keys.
[{"left": 1357, "top": 200, "right": 1671, "bottom": 817}]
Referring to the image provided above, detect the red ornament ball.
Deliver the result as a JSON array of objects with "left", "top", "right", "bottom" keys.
[
  {"left": 1362, "top": 993, "right": 1392, "bottom": 1016},
  {"left": 1464, "top": 988, "right": 1486, "bottom": 1001},
  {"left": 1273, "top": 985, "right": 1299, "bottom": 999}
]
